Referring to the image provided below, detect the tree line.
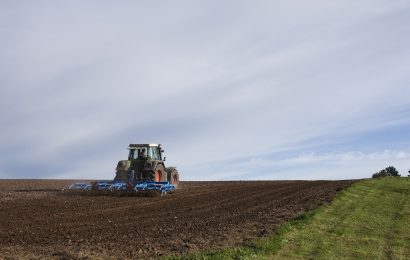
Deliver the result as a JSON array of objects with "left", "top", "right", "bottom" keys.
[{"left": 372, "top": 166, "right": 410, "bottom": 178}]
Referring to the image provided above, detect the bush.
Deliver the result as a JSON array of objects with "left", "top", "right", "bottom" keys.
[{"left": 372, "top": 166, "right": 400, "bottom": 178}]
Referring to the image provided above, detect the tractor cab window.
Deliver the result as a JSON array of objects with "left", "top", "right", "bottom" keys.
[
  {"left": 148, "top": 147, "right": 161, "bottom": 160},
  {"left": 128, "top": 149, "right": 135, "bottom": 160},
  {"left": 138, "top": 148, "right": 148, "bottom": 159},
  {"left": 129, "top": 147, "right": 160, "bottom": 160},
  {"left": 129, "top": 149, "right": 143, "bottom": 159},
  {"left": 129, "top": 148, "right": 150, "bottom": 159}
]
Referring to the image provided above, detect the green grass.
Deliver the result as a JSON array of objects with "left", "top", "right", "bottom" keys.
[
  {"left": 166, "top": 177, "right": 410, "bottom": 260},
  {"left": 274, "top": 177, "right": 410, "bottom": 260}
]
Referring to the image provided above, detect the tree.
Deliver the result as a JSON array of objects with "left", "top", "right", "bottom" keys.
[
  {"left": 372, "top": 166, "right": 400, "bottom": 178},
  {"left": 408, "top": 169, "right": 410, "bottom": 177},
  {"left": 385, "top": 166, "right": 400, "bottom": 176}
]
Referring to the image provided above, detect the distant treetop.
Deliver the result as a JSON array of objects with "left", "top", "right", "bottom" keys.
[{"left": 372, "top": 166, "right": 400, "bottom": 178}]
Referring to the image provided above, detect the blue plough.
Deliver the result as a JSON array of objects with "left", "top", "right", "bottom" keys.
[{"left": 68, "top": 179, "right": 176, "bottom": 196}]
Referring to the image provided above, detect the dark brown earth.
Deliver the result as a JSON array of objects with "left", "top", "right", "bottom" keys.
[{"left": 0, "top": 179, "right": 356, "bottom": 259}]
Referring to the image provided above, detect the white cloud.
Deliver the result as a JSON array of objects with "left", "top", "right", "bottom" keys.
[
  {"left": 281, "top": 150, "right": 410, "bottom": 165},
  {"left": 188, "top": 150, "right": 410, "bottom": 181},
  {"left": 0, "top": 0, "right": 409, "bottom": 180}
]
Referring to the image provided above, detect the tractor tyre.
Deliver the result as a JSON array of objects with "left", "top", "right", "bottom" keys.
[
  {"left": 114, "top": 170, "right": 128, "bottom": 182},
  {"left": 146, "top": 163, "right": 167, "bottom": 182},
  {"left": 166, "top": 168, "right": 180, "bottom": 188}
]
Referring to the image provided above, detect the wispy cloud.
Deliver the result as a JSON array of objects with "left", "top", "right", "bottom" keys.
[
  {"left": 1, "top": 0, "right": 409, "bottom": 180},
  {"left": 190, "top": 150, "right": 410, "bottom": 181}
]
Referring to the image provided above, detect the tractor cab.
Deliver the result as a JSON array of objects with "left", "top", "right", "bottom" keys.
[
  {"left": 121, "top": 143, "right": 178, "bottom": 184},
  {"left": 128, "top": 144, "right": 164, "bottom": 161}
]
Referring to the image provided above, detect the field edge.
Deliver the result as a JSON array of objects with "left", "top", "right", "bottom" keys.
[
  {"left": 166, "top": 177, "right": 409, "bottom": 260},
  {"left": 164, "top": 181, "right": 350, "bottom": 260}
]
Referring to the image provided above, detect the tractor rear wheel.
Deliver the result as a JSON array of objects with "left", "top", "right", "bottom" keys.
[
  {"left": 114, "top": 170, "right": 128, "bottom": 182},
  {"left": 166, "top": 168, "right": 179, "bottom": 188},
  {"left": 146, "top": 164, "right": 167, "bottom": 182}
]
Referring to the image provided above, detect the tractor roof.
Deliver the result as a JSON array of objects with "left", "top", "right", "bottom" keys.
[{"left": 128, "top": 144, "right": 160, "bottom": 148}]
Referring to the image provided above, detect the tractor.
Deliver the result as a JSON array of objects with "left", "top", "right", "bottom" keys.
[
  {"left": 115, "top": 143, "right": 179, "bottom": 186},
  {"left": 68, "top": 143, "right": 179, "bottom": 195}
]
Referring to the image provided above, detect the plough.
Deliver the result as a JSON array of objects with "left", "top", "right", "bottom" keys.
[{"left": 68, "top": 180, "right": 176, "bottom": 196}]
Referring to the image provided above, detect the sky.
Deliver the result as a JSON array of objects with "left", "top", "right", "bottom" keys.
[{"left": 1, "top": 0, "right": 409, "bottom": 180}]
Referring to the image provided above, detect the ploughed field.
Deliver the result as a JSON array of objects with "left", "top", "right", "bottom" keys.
[{"left": 0, "top": 180, "right": 355, "bottom": 259}]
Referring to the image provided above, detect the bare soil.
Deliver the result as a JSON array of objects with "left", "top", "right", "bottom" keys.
[{"left": 0, "top": 179, "right": 355, "bottom": 259}]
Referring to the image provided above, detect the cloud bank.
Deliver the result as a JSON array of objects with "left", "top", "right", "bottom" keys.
[{"left": 1, "top": 0, "right": 409, "bottom": 180}]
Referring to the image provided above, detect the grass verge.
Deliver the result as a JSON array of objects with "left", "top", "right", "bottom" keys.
[{"left": 166, "top": 177, "right": 410, "bottom": 259}]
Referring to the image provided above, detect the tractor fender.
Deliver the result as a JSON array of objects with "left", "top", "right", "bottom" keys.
[
  {"left": 165, "top": 166, "right": 177, "bottom": 174},
  {"left": 146, "top": 161, "right": 166, "bottom": 172},
  {"left": 116, "top": 160, "right": 131, "bottom": 171}
]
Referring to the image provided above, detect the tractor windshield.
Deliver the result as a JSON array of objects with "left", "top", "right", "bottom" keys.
[
  {"left": 128, "top": 146, "right": 160, "bottom": 160},
  {"left": 128, "top": 147, "right": 148, "bottom": 160}
]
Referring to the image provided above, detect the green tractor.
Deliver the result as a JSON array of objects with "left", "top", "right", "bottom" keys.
[{"left": 114, "top": 144, "right": 180, "bottom": 187}]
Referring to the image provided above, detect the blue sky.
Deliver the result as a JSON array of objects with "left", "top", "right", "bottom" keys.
[{"left": 1, "top": 0, "right": 409, "bottom": 180}]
